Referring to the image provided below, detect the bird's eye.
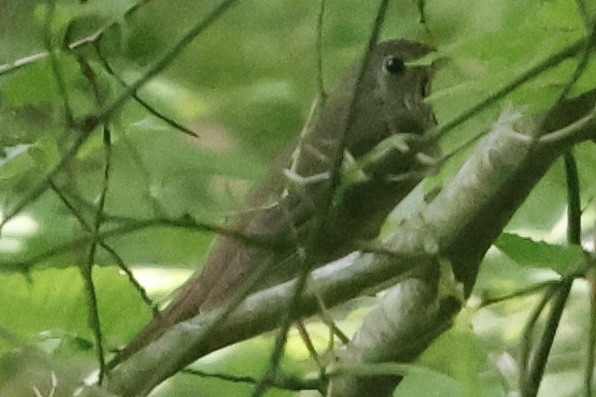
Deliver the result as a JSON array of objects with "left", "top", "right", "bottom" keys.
[{"left": 384, "top": 56, "right": 405, "bottom": 75}]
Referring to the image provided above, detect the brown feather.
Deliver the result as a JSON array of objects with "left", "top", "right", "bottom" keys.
[{"left": 110, "top": 39, "right": 438, "bottom": 367}]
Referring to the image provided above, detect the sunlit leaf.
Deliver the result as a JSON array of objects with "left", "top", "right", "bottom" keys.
[{"left": 495, "top": 232, "right": 586, "bottom": 275}]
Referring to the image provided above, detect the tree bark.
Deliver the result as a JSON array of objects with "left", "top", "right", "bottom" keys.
[{"left": 105, "top": 90, "right": 596, "bottom": 397}]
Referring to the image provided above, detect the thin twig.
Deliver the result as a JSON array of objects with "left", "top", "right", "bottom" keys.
[
  {"left": 384, "top": 126, "right": 486, "bottom": 183},
  {"left": 182, "top": 368, "right": 322, "bottom": 392},
  {"left": 75, "top": 54, "right": 104, "bottom": 103},
  {"left": 323, "top": 1, "right": 388, "bottom": 216},
  {"left": 95, "top": 0, "right": 242, "bottom": 126},
  {"left": 43, "top": 0, "right": 73, "bottom": 125},
  {"left": 49, "top": 181, "right": 158, "bottom": 314},
  {"left": 415, "top": 0, "right": 427, "bottom": 24},
  {"left": 426, "top": 36, "right": 586, "bottom": 143},
  {"left": 523, "top": 281, "right": 573, "bottom": 397},
  {"left": 314, "top": 293, "right": 350, "bottom": 345},
  {"left": 479, "top": 280, "right": 558, "bottom": 308},
  {"left": 99, "top": 244, "right": 159, "bottom": 315},
  {"left": 118, "top": 133, "right": 170, "bottom": 216},
  {"left": 316, "top": 0, "right": 327, "bottom": 101},
  {"left": 521, "top": 151, "right": 582, "bottom": 397},
  {"left": 520, "top": 285, "right": 556, "bottom": 395},
  {"left": 49, "top": 181, "right": 91, "bottom": 226},
  {"left": 0, "top": 0, "right": 155, "bottom": 76},
  {"left": 250, "top": 2, "right": 390, "bottom": 396},
  {"left": 82, "top": 126, "right": 113, "bottom": 383},
  {"left": 0, "top": 126, "right": 93, "bottom": 233},
  {"left": 0, "top": 217, "right": 291, "bottom": 273},
  {"left": 326, "top": 362, "right": 413, "bottom": 378},
  {"left": 94, "top": 43, "right": 200, "bottom": 138},
  {"left": 539, "top": 104, "right": 596, "bottom": 144},
  {"left": 296, "top": 321, "right": 324, "bottom": 368},
  {"left": 75, "top": 34, "right": 117, "bottom": 385},
  {"left": 564, "top": 152, "right": 582, "bottom": 246},
  {"left": 183, "top": 368, "right": 260, "bottom": 386},
  {"left": 539, "top": 17, "right": 596, "bottom": 134}
]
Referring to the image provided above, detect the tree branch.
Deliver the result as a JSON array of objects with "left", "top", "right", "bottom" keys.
[
  {"left": 104, "top": 89, "right": 596, "bottom": 397},
  {"left": 328, "top": 90, "right": 596, "bottom": 397}
]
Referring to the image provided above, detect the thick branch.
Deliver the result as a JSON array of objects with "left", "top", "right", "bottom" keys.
[
  {"left": 328, "top": 90, "right": 596, "bottom": 396},
  {"left": 105, "top": 250, "right": 433, "bottom": 396},
  {"left": 105, "top": 89, "right": 596, "bottom": 397}
]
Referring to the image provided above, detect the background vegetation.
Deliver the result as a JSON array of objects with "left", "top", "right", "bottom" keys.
[{"left": 0, "top": 0, "right": 594, "bottom": 396}]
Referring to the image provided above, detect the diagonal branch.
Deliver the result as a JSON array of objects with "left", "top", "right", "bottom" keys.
[
  {"left": 328, "top": 89, "right": 596, "bottom": 397},
  {"left": 105, "top": 89, "right": 596, "bottom": 397}
]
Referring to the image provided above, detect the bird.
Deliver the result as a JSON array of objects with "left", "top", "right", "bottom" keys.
[{"left": 110, "top": 38, "right": 438, "bottom": 367}]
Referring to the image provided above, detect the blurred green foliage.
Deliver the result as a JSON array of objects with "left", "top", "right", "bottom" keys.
[{"left": 0, "top": 0, "right": 594, "bottom": 396}]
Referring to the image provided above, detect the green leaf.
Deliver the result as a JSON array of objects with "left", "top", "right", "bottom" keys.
[
  {"left": 0, "top": 61, "right": 58, "bottom": 107},
  {"left": 0, "top": 267, "right": 151, "bottom": 352},
  {"left": 494, "top": 232, "right": 585, "bottom": 275},
  {"left": 393, "top": 366, "right": 462, "bottom": 397},
  {"left": 417, "top": 310, "right": 497, "bottom": 397}
]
